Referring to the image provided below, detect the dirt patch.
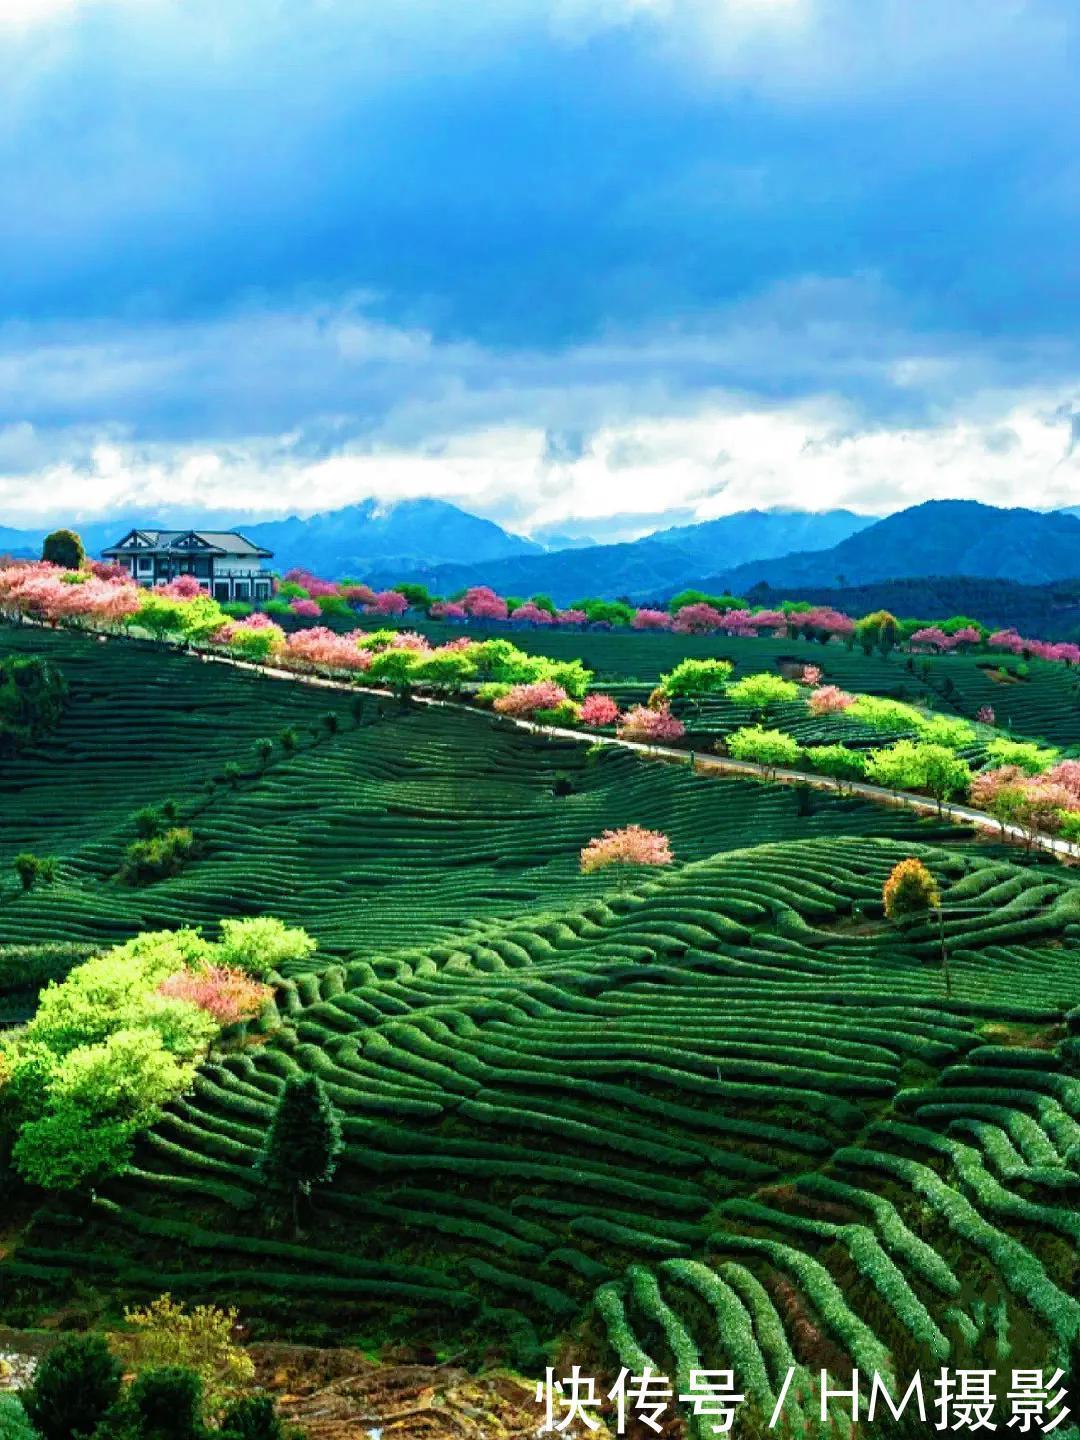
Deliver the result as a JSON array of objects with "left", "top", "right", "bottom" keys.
[{"left": 251, "top": 1343, "right": 607, "bottom": 1439}]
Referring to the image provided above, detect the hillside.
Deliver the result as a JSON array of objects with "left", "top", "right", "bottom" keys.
[
  {"left": 374, "top": 509, "right": 875, "bottom": 601},
  {"left": 711, "top": 500, "right": 1080, "bottom": 591},
  {"left": 0, "top": 625, "right": 1077, "bottom": 1421}
]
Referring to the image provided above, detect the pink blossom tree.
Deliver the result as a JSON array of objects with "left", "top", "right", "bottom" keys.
[
  {"left": 493, "top": 680, "right": 571, "bottom": 718},
  {"left": 807, "top": 684, "right": 854, "bottom": 715},
  {"left": 159, "top": 965, "right": 272, "bottom": 1026},
  {"left": 631, "top": 609, "right": 674, "bottom": 630},
  {"left": 580, "top": 824, "right": 674, "bottom": 883},
  {"left": 618, "top": 703, "right": 686, "bottom": 745},
  {"left": 579, "top": 693, "right": 621, "bottom": 727},
  {"left": 368, "top": 590, "right": 409, "bottom": 617}
]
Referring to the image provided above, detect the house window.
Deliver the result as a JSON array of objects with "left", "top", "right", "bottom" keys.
[
  {"left": 137, "top": 557, "right": 153, "bottom": 575},
  {"left": 234, "top": 581, "right": 251, "bottom": 601},
  {"left": 254, "top": 580, "right": 270, "bottom": 601},
  {"left": 214, "top": 582, "right": 230, "bottom": 602}
]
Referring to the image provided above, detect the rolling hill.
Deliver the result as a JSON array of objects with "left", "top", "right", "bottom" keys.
[{"left": 711, "top": 500, "right": 1080, "bottom": 591}]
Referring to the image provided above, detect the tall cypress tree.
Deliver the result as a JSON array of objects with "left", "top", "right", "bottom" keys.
[{"left": 255, "top": 1073, "right": 342, "bottom": 1234}]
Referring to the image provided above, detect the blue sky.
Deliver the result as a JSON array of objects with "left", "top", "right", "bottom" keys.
[{"left": 2, "top": 0, "right": 1079, "bottom": 534}]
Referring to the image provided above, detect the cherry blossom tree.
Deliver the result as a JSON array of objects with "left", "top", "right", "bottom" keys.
[
  {"left": 368, "top": 590, "right": 409, "bottom": 617},
  {"left": 808, "top": 684, "right": 855, "bottom": 715},
  {"left": 493, "top": 680, "right": 570, "bottom": 718},
  {"left": 579, "top": 693, "right": 621, "bottom": 727},
  {"left": 580, "top": 824, "right": 674, "bottom": 881},
  {"left": 618, "top": 703, "right": 685, "bottom": 745},
  {"left": 631, "top": 609, "right": 674, "bottom": 630}
]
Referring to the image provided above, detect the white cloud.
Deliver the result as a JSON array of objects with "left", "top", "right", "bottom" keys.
[{"left": 2, "top": 386, "right": 1078, "bottom": 533}]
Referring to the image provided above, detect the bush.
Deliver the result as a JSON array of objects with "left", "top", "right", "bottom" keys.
[
  {"left": 24, "top": 1335, "right": 122, "bottom": 1440},
  {"left": 659, "top": 658, "right": 733, "bottom": 699},
  {"left": 115, "top": 1297, "right": 254, "bottom": 1413},
  {"left": 726, "top": 672, "right": 799, "bottom": 714},
  {"left": 13, "top": 853, "right": 57, "bottom": 892},
  {"left": 0, "top": 1395, "right": 38, "bottom": 1440},
  {"left": 127, "top": 1367, "right": 204, "bottom": 1440},
  {"left": 219, "top": 1395, "right": 285, "bottom": 1440},
  {"left": 41, "top": 529, "right": 85, "bottom": 570},
  {"left": 883, "top": 858, "right": 940, "bottom": 920},
  {"left": 216, "top": 917, "right": 316, "bottom": 978},
  {"left": 119, "top": 828, "right": 195, "bottom": 885}
]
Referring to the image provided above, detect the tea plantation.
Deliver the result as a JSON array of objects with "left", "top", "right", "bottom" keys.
[{"left": 0, "top": 625, "right": 1077, "bottom": 1434}]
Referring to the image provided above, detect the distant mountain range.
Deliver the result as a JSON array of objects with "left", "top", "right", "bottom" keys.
[
  {"left": 368, "top": 508, "right": 874, "bottom": 599},
  {"left": 0, "top": 500, "right": 541, "bottom": 574},
  {"left": 372, "top": 500, "right": 1080, "bottom": 600},
  {"left": 704, "top": 500, "right": 1080, "bottom": 593},
  {"left": 2, "top": 497, "right": 1078, "bottom": 602}
]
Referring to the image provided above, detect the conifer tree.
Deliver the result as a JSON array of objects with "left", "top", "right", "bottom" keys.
[{"left": 255, "top": 1074, "right": 342, "bottom": 1234}]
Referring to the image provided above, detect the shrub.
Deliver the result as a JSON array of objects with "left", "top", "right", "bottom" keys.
[
  {"left": 726, "top": 672, "right": 799, "bottom": 714},
  {"left": 127, "top": 1366, "right": 204, "bottom": 1440},
  {"left": 216, "top": 917, "right": 316, "bottom": 978},
  {"left": 119, "top": 827, "right": 195, "bottom": 885},
  {"left": 218, "top": 1394, "right": 285, "bottom": 1440},
  {"left": 115, "top": 1296, "right": 254, "bottom": 1413},
  {"left": 883, "top": 859, "right": 939, "bottom": 921},
  {"left": 659, "top": 658, "right": 733, "bottom": 700},
  {"left": 24, "top": 1335, "right": 122, "bottom": 1440},
  {"left": 0, "top": 1397, "right": 37, "bottom": 1440},
  {"left": 253, "top": 737, "right": 273, "bottom": 767},
  {"left": 13, "top": 852, "right": 57, "bottom": 892},
  {"left": 41, "top": 529, "right": 85, "bottom": 570}
]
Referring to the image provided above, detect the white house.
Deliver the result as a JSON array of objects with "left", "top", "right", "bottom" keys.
[{"left": 101, "top": 529, "right": 274, "bottom": 603}]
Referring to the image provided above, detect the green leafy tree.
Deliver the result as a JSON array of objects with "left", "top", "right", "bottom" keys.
[
  {"left": 865, "top": 741, "right": 971, "bottom": 809},
  {"left": 883, "top": 858, "right": 940, "bottom": 921},
  {"left": 855, "top": 609, "right": 900, "bottom": 657},
  {"left": 985, "top": 738, "right": 1058, "bottom": 774},
  {"left": 392, "top": 582, "right": 431, "bottom": 607},
  {"left": 659, "top": 658, "right": 734, "bottom": 702},
  {"left": 256, "top": 1074, "right": 342, "bottom": 1234},
  {"left": 725, "top": 726, "right": 801, "bottom": 771},
  {"left": 254, "top": 737, "right": 273, "bottom": 767},
  {"left": 13, "top": 852, "right": 57, "bottom": 892},
  {"left": 41, "top": 528, "right": 85, "bottom": 570},
  {"left": 366, "top": 647, "right": 420, "bottom": 698},
  {"left": 413, "top": 652, "right": 477, "bottom": 694},
  {"left": 217, "top": 916, "right": 316, "bottom": 978},
  {"left": 24, "top": 1335, "right": 122, "bottom": 1440},
  {"left": 807, "top": 744, "right": 869, "bottom": 786},
  {"left": 278, "top": 726, "right": 298, "bottom": 753},
  {"left": 726, "top": 672, "right": 799, "bottom": 718}
]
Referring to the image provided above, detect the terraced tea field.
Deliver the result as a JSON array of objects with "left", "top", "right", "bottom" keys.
[
  {"left": 350, "top": 616, "right": 1080, "bottom": 749},
  {"left": 0, "top": 624, "right": 1077, "bottom": 1435}
]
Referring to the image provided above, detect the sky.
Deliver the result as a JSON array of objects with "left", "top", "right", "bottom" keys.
[{"left": 2, "top": 0, "right": 1079, "bottom": 537}]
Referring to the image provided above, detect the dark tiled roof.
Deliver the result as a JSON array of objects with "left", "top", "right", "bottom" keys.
[{"left": 102, "top": 528, "right": 272, "bottom": 558}]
